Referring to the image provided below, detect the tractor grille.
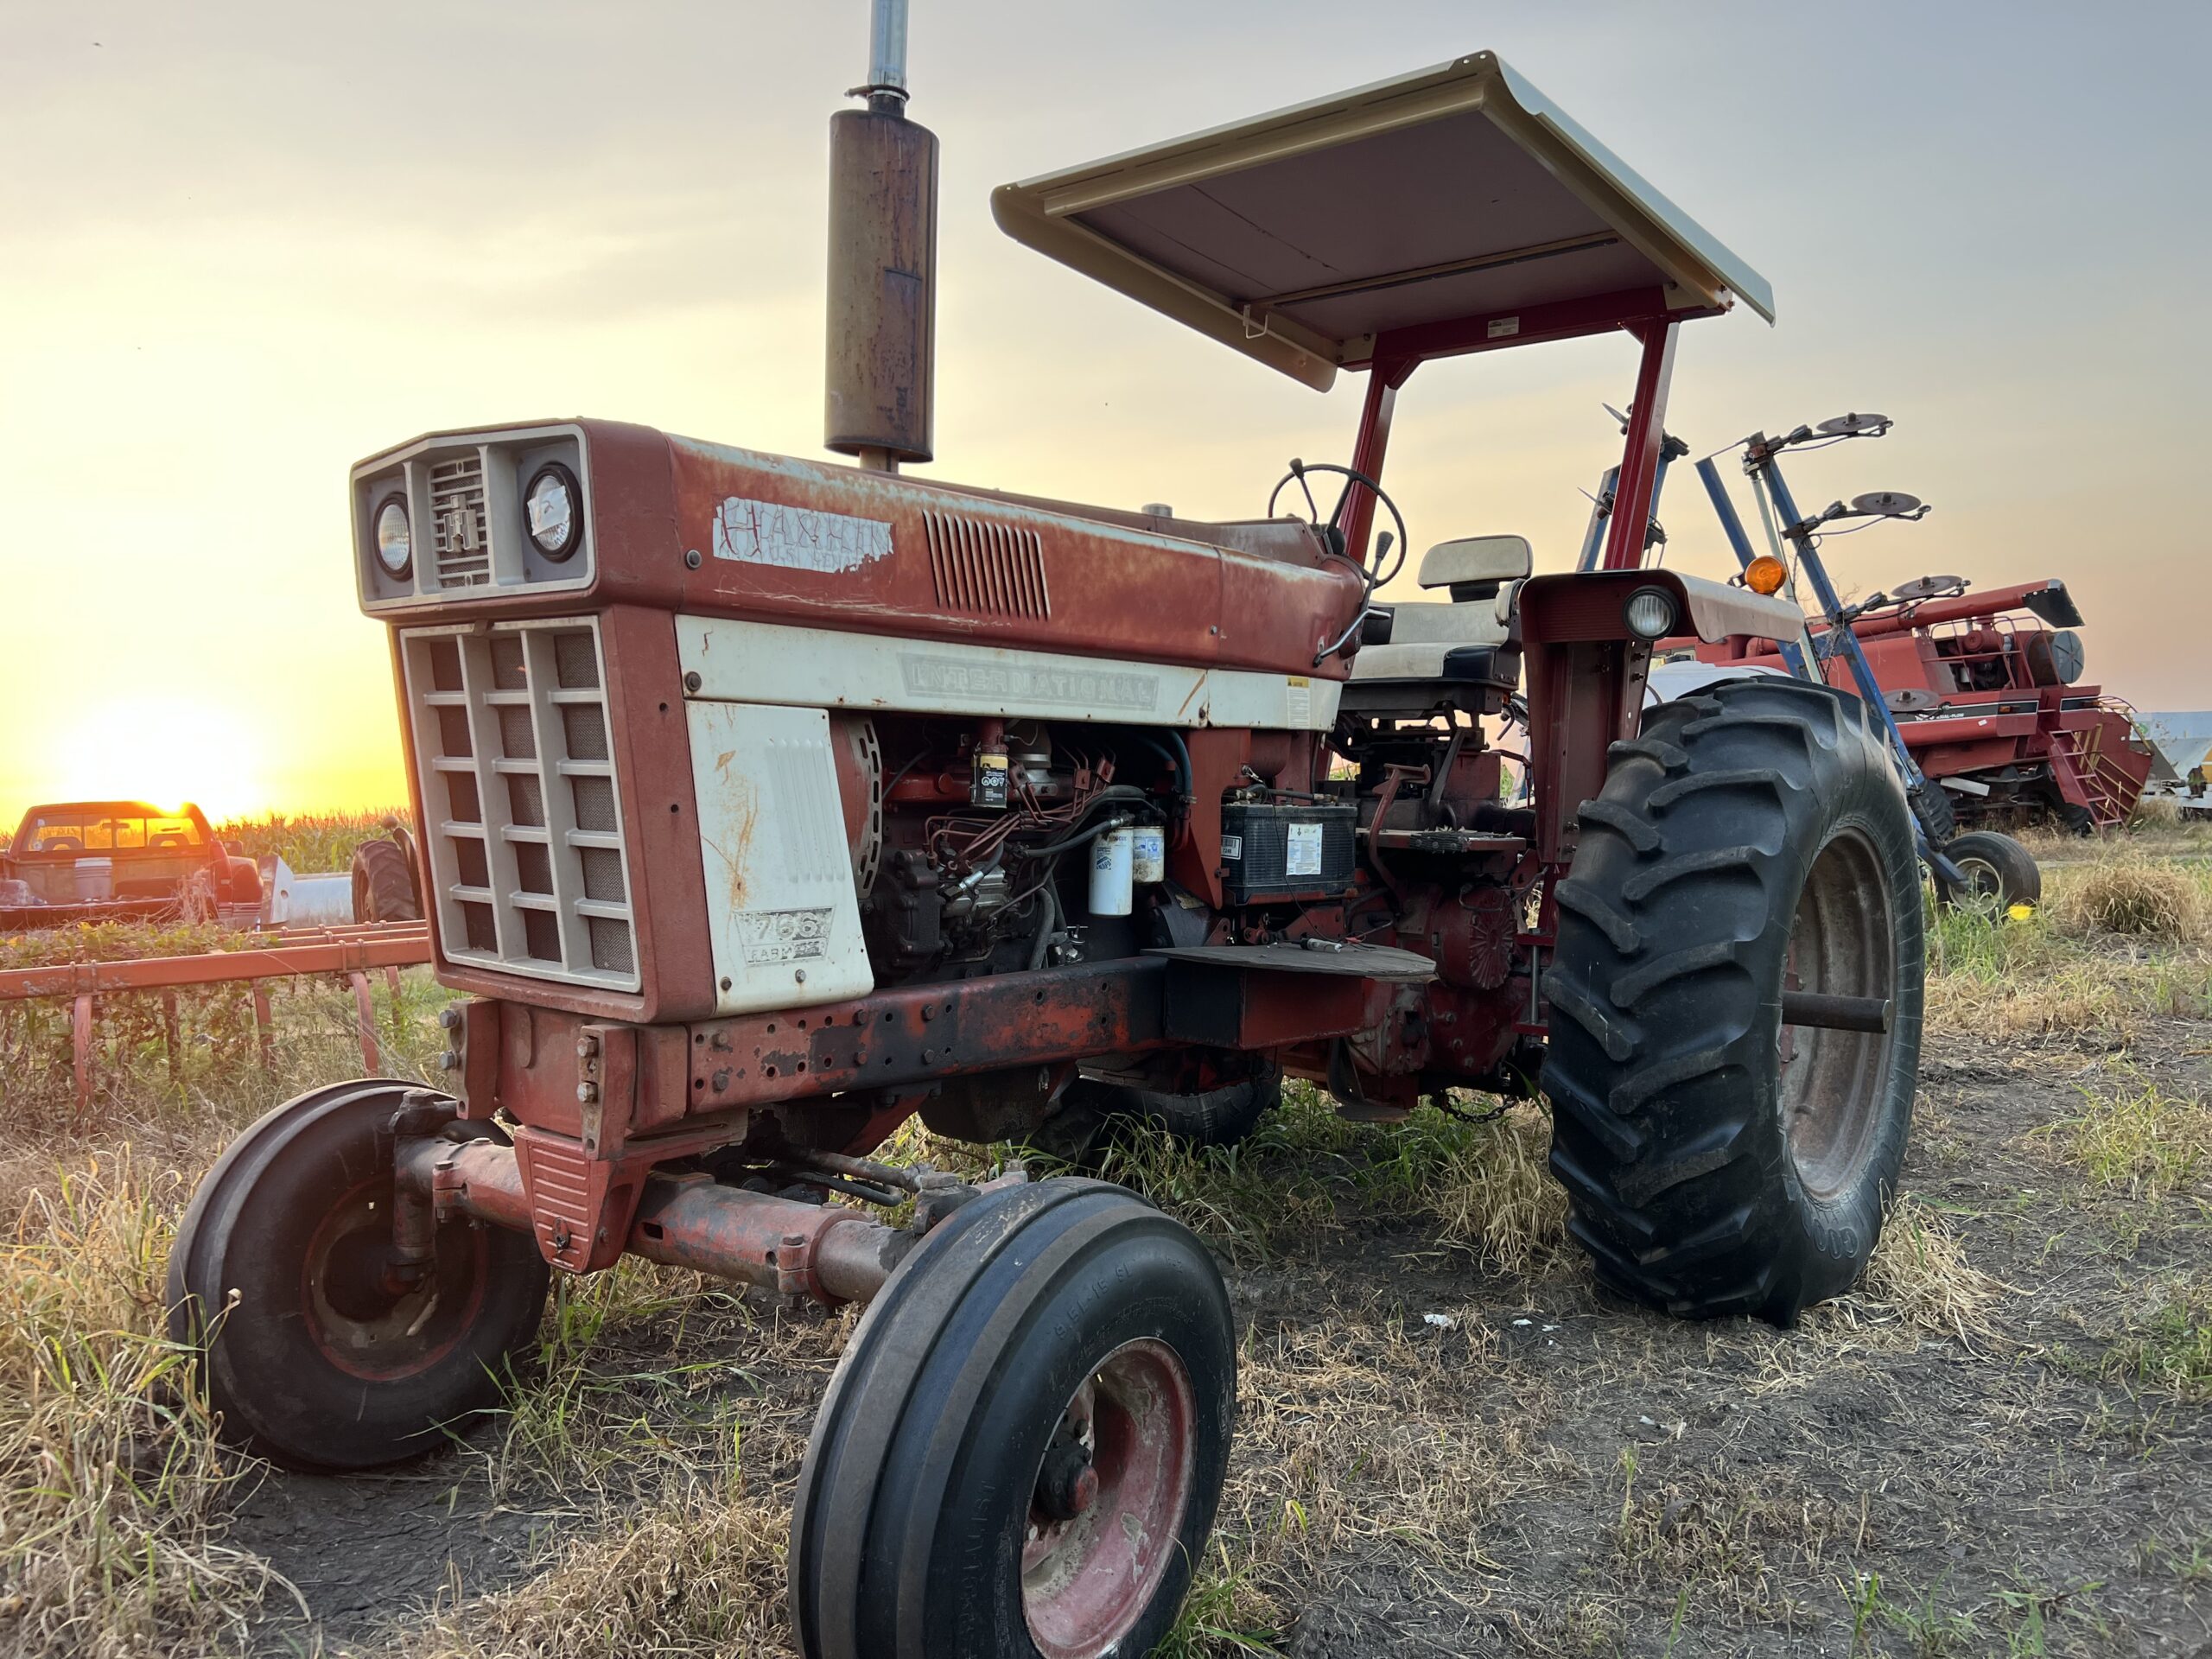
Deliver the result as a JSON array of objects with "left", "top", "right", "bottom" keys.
[
  {"left": 924, "top": 511, "right": 1050, "bottom": 619},
  {"left": 398, "top": 620, "right": 639, "bottom": 991},
  {"left": 429, "top": 454, "right": 493, "bottom": 588}
]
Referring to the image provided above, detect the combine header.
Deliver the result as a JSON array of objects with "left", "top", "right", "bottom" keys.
[{"left": 172, "top": 17, "right": 1923, "bottom": 1657}]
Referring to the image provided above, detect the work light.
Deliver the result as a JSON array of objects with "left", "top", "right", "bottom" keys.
[
  {"left": 524, "top": 464, "right": 582, "bottom": 561},
  {"left": 1623, "top": 587, "right": 1678, "bottom": 641},
  {"left": 373, "top": 496, "right": 412, "bottom": 578}
]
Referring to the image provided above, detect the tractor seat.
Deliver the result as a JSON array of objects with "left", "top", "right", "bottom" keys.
[{"left": 1344, "top": 536, "right": 1530, "bottom": 712}]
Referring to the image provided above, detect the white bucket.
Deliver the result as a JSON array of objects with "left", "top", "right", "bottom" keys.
[{"left": 73, "top": 857, "right": 113, "bottom": 903}]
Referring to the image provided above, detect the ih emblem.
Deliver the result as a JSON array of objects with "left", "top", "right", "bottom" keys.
[{"left": 440, "top": 507, "right": 479, "bottom": 550}]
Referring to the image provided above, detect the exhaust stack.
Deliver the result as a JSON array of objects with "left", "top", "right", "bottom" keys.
[{"left": 825, "top": 0, "right": 937, "bottom": 472}]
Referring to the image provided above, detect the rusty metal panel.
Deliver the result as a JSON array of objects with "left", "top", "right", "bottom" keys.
[
  {"left": 688, "top": 959, "right": 1172, "bottom": 1112},
  {"left": 1160, "top": 962, "right": 1375, "bottom": 1050}
]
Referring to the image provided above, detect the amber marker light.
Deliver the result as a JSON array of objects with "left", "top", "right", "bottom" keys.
[{"left": 1745, "top": 555, "right": 1789, "bottom": 596}]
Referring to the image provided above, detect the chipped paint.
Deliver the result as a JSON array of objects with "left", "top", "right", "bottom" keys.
[{"left": 711, "top": 496, "right": 893, "bottom": 575}]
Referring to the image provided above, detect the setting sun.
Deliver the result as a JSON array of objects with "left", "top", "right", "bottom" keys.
[{"left": 27, "top": 699, "right": 271, "bottom": 823}]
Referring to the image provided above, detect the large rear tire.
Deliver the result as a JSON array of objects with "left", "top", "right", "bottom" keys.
[
  {"left": 351, "top": 836, "right": 422, "bottom": 924},
  {"left": 1541, "top": 677, "right": 1923, "bottom": 1325},
  {"left": 168, "top": 1080, "right": 550, "bottom": 1469},
  {"left": 791, "top": 1179, "right": 1235, "bottom": 1659}
]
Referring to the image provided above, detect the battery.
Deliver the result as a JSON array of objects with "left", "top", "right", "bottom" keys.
[{"left": 1217, "top": 801, "right": 1357, "bottom": 903}]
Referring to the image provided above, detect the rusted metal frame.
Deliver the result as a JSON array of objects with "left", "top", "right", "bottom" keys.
[
  {"left": 686, "top": 957, "right": 1175, "bottom": 1113},
  {"left": 396, "top": 1135, "right": 908, "bottom": 1304},
  {"left": 72, "top": 995, "right": 93, "bottom": 1124},
  {"left": 348, "top": 972, "right": 381, "bottom": 1072},
  {"left": 0, "top": 927, "right": 430, "bottom": 1002},
  {"left": 1840, "top": 583, "right": 2077, "bottom": 642},
  {"left": 12, "top": 931, "right": 429, "bottom": 1116},
  {"left": 1599, "top": 318, "right": 1681, "bottom": 572},
  {"left": 251, "top": 984, "right": 274, "bottom": 1068}
]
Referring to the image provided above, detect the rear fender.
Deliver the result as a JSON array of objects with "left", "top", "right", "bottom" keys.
[{"left": 1517, "top": 571, "right": 1804, "bottom": 864}]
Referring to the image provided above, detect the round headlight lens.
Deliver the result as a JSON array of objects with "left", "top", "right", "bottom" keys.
[
  {"left": 372, "top": 496, "right": 412, "bottom": 578},
  {"left": 524, "top": 464, "right": 581, "bottom": 562},
  {"left": 1623, "top": 587, "right": 1678, "bottom": 641}
]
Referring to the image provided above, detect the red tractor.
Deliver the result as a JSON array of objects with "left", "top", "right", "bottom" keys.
[
  {"left": 171, "top": 28, "right": 1923, "bottom": 1659},
  {"left": 1693, "top": 575, "right": 2152, "bottom": 833}
]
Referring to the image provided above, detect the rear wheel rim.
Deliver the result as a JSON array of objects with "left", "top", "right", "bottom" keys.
[
  {"left": 1781, "top": 827, "right": 1897, "bottom": 1201},
  {"left": 1020, "top": 1337, "right": 1197, "bottom": 1659}
]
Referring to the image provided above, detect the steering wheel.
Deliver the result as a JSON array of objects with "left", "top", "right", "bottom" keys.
[{"left": 1269, "top": 458, "right": 1413, "bottom": 665}]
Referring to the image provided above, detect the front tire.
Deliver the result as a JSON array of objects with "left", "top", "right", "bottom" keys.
[
  {"left": 1938, "top": 830, "right": 2041, "bottom": 911},
  {"left": 1541, "top": 677, "right": 1923, "bottom": 1325},
  {"left": 791, "top": 1179, "right": 1235, "bottom": 1659},
  {"left": 168, "top": 1080, "right": 550, "bottom": 1470}
]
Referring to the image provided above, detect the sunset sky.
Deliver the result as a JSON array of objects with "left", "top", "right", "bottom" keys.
[{"left": 3, "top": 2, "right": 2206, "bottom": 826}]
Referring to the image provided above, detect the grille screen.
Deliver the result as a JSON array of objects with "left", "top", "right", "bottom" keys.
[
  {"left": 400, "top": 620, "right": 640, "bottom": 991},
  {"left": 429, "top": 455, "right": 492, "bottom": 588}
]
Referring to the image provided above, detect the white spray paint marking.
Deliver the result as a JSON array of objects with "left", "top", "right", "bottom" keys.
[{"left": 710, "top": 497, "right": 893, "bottom": 574}]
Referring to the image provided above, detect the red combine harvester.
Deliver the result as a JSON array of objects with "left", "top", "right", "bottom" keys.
[
  {"left": 171, "top": 21, "right": 1924, "bottom": 1658},
  {"left": 1695, "top": 575, "right": 2152, "bottom": 832}
]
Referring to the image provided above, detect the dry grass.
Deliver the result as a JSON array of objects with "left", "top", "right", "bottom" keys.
[
  {"left": 2103, "top": 1280, "right": 2212, "bottom": 1403},
  {"left": 0, "top": 963, "right": 457, "bottom": 1656},
  {"left": 2034, "top": 1077, "right": 2212, "bottom": 1203},
  {"left": 2049, "top": 858, "right": 2208, "bottom": 941},
  {"left": 1612, "top": 1447, "right": 1859, "bottom": 1624},
  {"left": 1924, "top": 868, "right": 2212, "bottom": 1040},
  {"left": 1192, "top": 1302, "right": 1567, "bottom": 1647},
  {"left": 1854, "top": 1197, "right": 2012, "bottom": 1346},
  {"left": 3, "top": 828, "right": 2212, "bottom": 1653},
  {"left": 412, "top": 1498, "right": 791, "bottom": 1657},
  {"left": 0, "top": 1149, "right": 278, "bottom": 1659}
]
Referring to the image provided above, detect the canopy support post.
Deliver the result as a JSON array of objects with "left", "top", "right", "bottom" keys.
[
  {"left": 1599, "top": 319, "right": 1679, "bottom": 571},
  {"left": 1341, "top": 355, "right": 1416, "bottom": 566}
]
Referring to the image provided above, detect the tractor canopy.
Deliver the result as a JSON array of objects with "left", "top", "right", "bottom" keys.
[{"left": 993, "top": 50, "right": 1774, "bottom": 391}]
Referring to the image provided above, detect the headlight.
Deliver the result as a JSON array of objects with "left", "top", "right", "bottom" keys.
[
  {"left": 524, "top": 463, "right": 582, "bottom": 562},
  {"left": 1623, "top": 586, "right": 1678, "bottom": 640},
  {"left": 373, "top": 496, "right": 412, "bottom": 578}
]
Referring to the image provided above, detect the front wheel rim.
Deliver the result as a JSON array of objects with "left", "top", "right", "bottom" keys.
[{"left": 1020, "top": 1337, "right": 1197, "bottom": 1659}]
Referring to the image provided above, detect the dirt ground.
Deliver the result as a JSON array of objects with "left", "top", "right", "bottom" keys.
[
  {"left": 6, "top": 839, "right": 2211, "bottom": 1657},
  {"left": 216, "top": 1026, "right": 2212, "bottom": 1659}
]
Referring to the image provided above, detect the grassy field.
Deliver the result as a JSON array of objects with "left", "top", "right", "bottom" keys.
[{"left": 3, "top": 823, "right": 2210, "bottom": 1656}]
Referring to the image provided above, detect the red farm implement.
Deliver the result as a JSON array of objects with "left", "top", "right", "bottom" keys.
[{"left": 0, "top": 922, "right": 431, "bottom": 1121}]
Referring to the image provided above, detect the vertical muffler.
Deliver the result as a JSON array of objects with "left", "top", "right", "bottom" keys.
[{"left": 825, "top": 0, "right": 937, "bottom": 472}]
